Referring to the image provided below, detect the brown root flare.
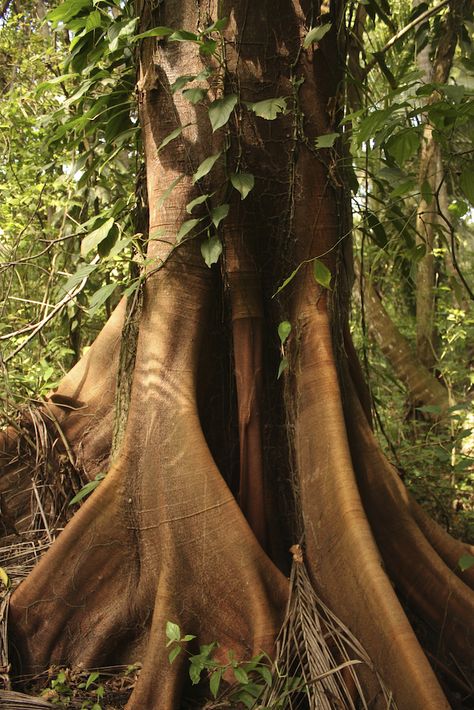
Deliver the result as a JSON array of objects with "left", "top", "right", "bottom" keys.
[
  {"left": 9, "top": 256, "right": 288, "bottom": 710},
  {"left": 0, "top": 300, "right": 125, "bottom": 537},
  {"left": 292, "top": 303, "right": 452, "bottom": 709},
  {"left": 344, "top": 382, "right": 474, "bottom": 662}
]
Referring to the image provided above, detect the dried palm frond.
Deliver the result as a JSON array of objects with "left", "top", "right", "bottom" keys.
[
  {"left": 0, "top": 689, "right": 53, "bottom": 708},
  {"left": 260, "top": 544, "right": 397, "bottom": 710}
]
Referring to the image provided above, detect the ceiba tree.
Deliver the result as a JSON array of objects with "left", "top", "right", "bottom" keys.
[{"left": 1, "top": 1, "right": 474, "bottom": 708}]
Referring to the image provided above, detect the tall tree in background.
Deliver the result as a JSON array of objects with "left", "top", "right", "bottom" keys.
[{"left": 1, "top": 1, "right": 473, "bottom": 708}]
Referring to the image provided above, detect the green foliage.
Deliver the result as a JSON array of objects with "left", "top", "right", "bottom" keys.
[
  {"left": 0, "top": 0, "right": 139, "bottom": 418},
  {"left": 346, "top": 0, "right": 474, "bottom": 540},
  {"left": 69, "top": 472, "right": 106, "bottom": 506},
  {"left": 458, "top": 553, "right": 474, "bottom": 571},
  {"left": 165, "top": 621, "right": 296, "bottom": 708},
  {"left": 313, "top": 259, "right": 332, "bottom": 290},
  {"left": 40, "top": 667, "right": 117, "bottom": 708},
  {"left": 208, "top": 94, "right": 238, "bottom": 131},
  {"left": 230, "top": 172, "right": 255, "bottom": 199},
  {"left": 248, "top": 97, "right": 288, "bottom": 120},
  {"left": 304, "top": 23, "right": 332, "bottom": 48}
]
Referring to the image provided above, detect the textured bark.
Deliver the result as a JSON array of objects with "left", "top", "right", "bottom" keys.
[
  {"left": 355, "top": 260, "right": 451, "bottom": 413},
  {"left": 3, "top": 2, "right": 474, "bottom": 709}
]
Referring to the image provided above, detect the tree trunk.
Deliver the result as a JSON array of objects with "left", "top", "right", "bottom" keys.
[
  {"left": 415, "top": 0, "right": 465, "bottom": 369},
  {"left": 3, "top": 2, "right": 474, "bottom": 709},
  {"left": 355, "top": 259, "right": 451, "bottom": 414}
]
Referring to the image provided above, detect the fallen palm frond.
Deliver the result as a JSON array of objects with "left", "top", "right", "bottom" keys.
[
  {"left": 1, "top": 403, "right": 85, "bottom": 543},
  {"left": 0, "top": 689, "right": 53, "bottom": 708},
  {"left": 1, "top": 402, "right": 87, "bottom": 695},
  {"left": 260, "top": 544, "right": 397, "bottom": 709}
]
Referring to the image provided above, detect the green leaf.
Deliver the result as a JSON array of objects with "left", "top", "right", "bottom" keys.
[
  {"left": 166, "top": 621, "right": 181, "bottom": 643},
  {"left": 182, "top": 634, "right": 196, "bottom": 642},
  {"left": 62, "top": 263, "right": 97, "bottom": 293},
  {"left": 203, "top": 17, "right": 228, "bottom": 34},
  {"left": 208, "top": 94, "right": 238, "bottom": 132},
  {"left": 177, "top": 218, "right": 202, "bottom": 242},
  {"left": 189, "top": 663, "right": 202, "bottom": 685},
  {"left": 211, "top": 203, "right": 230, "bottom": 228},
  {"left": 448, "top": 200, "right": 468, "bottom": 218},
  {"left": 249, "top": 97, "right": 287, "bottom": 120},
  {"left": 85, "top": 9, "right": 102, "bottom": 31},
  {"left": 106, "top": 236, "right": 134, "bottom": 259},
  {"left": 459, "top": 167, "right": 474, "bottom": 205},
  {"left": 278, "top": 321, "right": 292, "bottom": 345},
  {"left": 385, "top": 129, "right": 420, "bottom": 166},
  {"left": 389, "top": 180, "right": 416, "bottom": 199},
  {"left": 158, "top": 175, "right": 184, "bottom": 208},
  {"left": 356, "top": 108, "right": 393, "bottom": 146},
  {"left": 81, "top": 218, "right": 115, "bottom": 256},
  {"left": 124, "top": 281, "right": 140, "bottom": 298},
  {"left": 168, "top": 646, "right": 182, "bottom": 664},
  {"left": 303, "top": 23, "right": 332, "bottom": 47},
  {"left": 233, "top": 667, "right": 249, "bottom": 685},
  {"left": 182, "top": 88, "right": 207, "bottom": 104},
  {"left": 133, "top": 26, "right": 174, "bottom": 41},
  {"left": 69, "top": 473, "right": 106, "bottom": 506},
  {"left": 171, "top": 74, "right": 196, "bottom": 93},
  {"left": 47, "top": 0, "right": 91, "bottom": 25},
  {"left": 313, "top": 259, "right": 332, "bottom": 289},
  {"left": 315, "top": 132, "right": 339, "bottom": 148},
  {"left": 364, "top": 210, "right": 387, "bottom": 248},
  {"left": 193, "top": 153, "right": 221, "bottom": 183},
  {"left": 199, "top": 642, "right": 217, "bottom": 658},
  {"left": 420, "top": 179, "right": 433, "bottom": 205},
  {"left": 88, "top": 282, "right": 118, "bottom": 315},
  {"left": 277, "top": 357, "right": 289, "bottom": 379},
  {"left": 85, "top": 672, "right": 100, "bottom": 690},
  {"left": 98, "top": 223, "right": 119, "bottom": 258},
  {"left": 274, "top": 266, "right": 300, "bottom": 296},
  {"left": 199, "top": 39, "right": 217, "bottom": 55},
  {"left": 201, "top": 235, "right": 222, "bottom": 267},
  {"left": 186, "top": 194, "right": 211, "bottom": 213},
  {"left": 459, "top": 553, "right": 474, "bottom": 572},
  {"left": 169, "top": 30, "right": 199, "bottom": 42},
  {"left": 257, "top": 666, "right": 273, "bottom": 686},
  {"left": 230, "top": 172, "right": 255, "bottom": 199},
  {"left": 108, "top": 17, "right": 138, "bottom": 50},
  {"left": 36, "top": 73, "right": 79, "bottom": 96},
  {"left": 157, "top": 124, "right": 190, "bottom": 153},
  {"left": 210, "top": 669, "right": 223, "bottom": 698}
]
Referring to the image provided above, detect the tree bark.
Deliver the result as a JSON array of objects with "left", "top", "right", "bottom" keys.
[
  {"left": 355, "top": 259, "right": 451, "bottom": 413},
  {"left": 3, "top": 2, "right": 474, "bottom": 709}
]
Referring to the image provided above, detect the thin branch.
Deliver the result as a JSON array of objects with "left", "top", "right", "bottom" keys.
[
  {"left": 434, "top": 179, "right": 474, "bottom": 301},
  {"left": 2, "top": 257, "right": 99, "bottom": 363},
  {"left": 362, "top": 0, "right": 450, "bottom": 78}
]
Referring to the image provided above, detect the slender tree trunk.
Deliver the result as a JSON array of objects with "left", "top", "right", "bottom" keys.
[
  {"left": 355, "top": 259, "right": 451, "bottom": 413},
  {"left": 415, "top": 0, "right": 465, "bottom": 369}
]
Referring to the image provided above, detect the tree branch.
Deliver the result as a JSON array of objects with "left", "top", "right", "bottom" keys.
[
  {"left": 362, "top": 0, "right": 450, "bottom": 79},
  {"left": 0, "top": 0, "right": 12, "bottom": 19}
]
